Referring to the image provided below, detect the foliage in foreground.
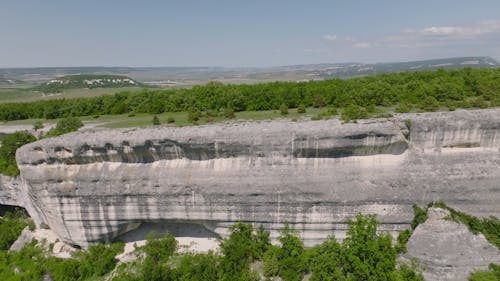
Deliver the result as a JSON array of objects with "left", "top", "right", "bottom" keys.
[
  {"left": 0, "top": 212, "right": 424, "bottom": 281},
  {"left": 0, "top": 131, "right": 36, "bottom": 176},
  {"left": 469, "top": 263, "right": 500, "bottom": 281}
]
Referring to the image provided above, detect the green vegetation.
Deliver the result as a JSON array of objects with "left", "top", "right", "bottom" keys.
[
  {"left": 0, "top": 68, "right": 498, "bottom": 123},
  {"left": 0, "top": 131, "right": 36, "bottom": 176},
  {"left": 469, "top": 264, "right": 500, "bottom": 281},
  {"left": 297, "top": 103, "right": 306, "bottom": 113},
  {"left": 395, "top": 205, "right": 429, "bottom": 253},
  {"left": 0, "top": 117, "right": 84, "bottom": 177},
  {"left": 152, "top": 115, "right": 160, "bottom": 125},
  {"left": 33, "top": 74, "right": 141, "bottom": 93},
  {"left": 0, "top": 213, "right": 423, "bottom": 281},
  {"left": 44, "top": 117, "right": 83, "bottom": 138},
  {"left": 279, "top": 103, "right": 289, "bottom": 115},
  {"left": 303, "top": 214, "right": 422, "bottom": 281},
  {"left": 0, "top": 209, "right": 34, "bottom": 250},
  {"left": 431, "top": 202, "right": 500, "bottom": 249}
]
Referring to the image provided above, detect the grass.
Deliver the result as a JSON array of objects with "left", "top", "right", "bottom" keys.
[
  {"left": 86, "top": 107, "right": 329, "bottom": 128},
  {"left": 0, "top": 106, "right": 405, "bottom": 129}
]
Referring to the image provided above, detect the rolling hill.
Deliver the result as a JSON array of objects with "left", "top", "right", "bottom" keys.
[{"left": 33, "top": 74, "right": 142, "bottom": 93}]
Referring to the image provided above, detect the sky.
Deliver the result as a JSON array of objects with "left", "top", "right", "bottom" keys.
[{"left": 1, "top": 0, "right": 499, "bottom": 67}]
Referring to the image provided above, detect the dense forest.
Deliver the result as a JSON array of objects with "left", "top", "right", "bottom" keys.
[{"left": 1, "top": 67, "right": 498, "bottom": 122}]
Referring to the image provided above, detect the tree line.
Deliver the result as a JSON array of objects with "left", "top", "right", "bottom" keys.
[{"left": 0, "top": 67, "right": 498, "bottom": 122}]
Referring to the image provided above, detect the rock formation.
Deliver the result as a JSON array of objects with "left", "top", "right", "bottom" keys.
[
  {"left": 2, "top": 108, "right": 499, "bottom": 248},
  {"left": 403, "top": 207, "right": 500, "bottom": 280}
]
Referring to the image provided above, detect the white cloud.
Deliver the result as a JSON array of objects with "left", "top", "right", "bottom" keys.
[
  {"left": 419, "top": 20, "right": 500, "bottom": 37},
  {"left": 313, "top": 19, "right": 500, "bottom": 62},
  {"left": 323, "top": 34, "right": 337, "bottom": 41}
]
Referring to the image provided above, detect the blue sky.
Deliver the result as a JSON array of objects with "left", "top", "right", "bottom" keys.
[{"left": 1, "top": 0, "right": 499, "bottom": 67}]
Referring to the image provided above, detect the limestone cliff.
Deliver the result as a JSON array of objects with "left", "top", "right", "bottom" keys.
[{"left": 8, "top": 108, "right": 500, "bottom": 247}]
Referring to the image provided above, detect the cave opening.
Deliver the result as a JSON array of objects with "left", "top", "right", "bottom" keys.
[
  {"left": 114, "top": 220, "right": 220, "bottom": 244},
  {"left": 0, "top": 204, "right": 28, "bottom": 218}
]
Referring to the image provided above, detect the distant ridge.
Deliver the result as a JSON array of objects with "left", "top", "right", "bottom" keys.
[
  {"left": 1, "top": 56, "right": 498, "bottom": 85},
  {"left": 33, "top": 74, "right": 141, "bottom": 93}
]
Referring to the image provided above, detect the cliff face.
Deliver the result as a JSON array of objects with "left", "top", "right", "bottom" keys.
[{"left": 11, "top": 109, "right": 500, "bottom": 247}]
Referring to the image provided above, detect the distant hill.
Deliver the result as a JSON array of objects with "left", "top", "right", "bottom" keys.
[
  {"left": 262, "top": 56, "right": 500, "bottom": 80},
  {"left": 1, "top": 56, "right": 498, "bottom": 86},
  {"left": 33, "top": 74, "right": 141, "bottom": 93}
]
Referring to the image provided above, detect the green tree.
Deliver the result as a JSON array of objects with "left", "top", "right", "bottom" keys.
[
  {"left": 0, "top": 131, "right": 36, "bottom": 176},
  {"left": 219, "top": 222, "right": 258, "bottom": 280},
  {"left": 277, "top": 225, "right": 306, "bottom": 281}
]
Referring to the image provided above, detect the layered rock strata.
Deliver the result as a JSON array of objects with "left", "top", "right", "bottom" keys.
[
  {"left": 404, "top": 207, "right": 500, "bottom": 281},
  {"left": 8, "top": 108, "right": 500, "bottom": 247}
]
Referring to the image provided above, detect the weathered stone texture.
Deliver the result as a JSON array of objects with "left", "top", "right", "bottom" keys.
[
  {"left": 9, "top": 108, "right": 500, "bottom": 247},
  {"left": 404, "top": 207, "right": 500, "bottom": 281}
]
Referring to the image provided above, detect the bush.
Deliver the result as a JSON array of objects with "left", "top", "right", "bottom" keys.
[
  {"left": 166, "top": 116, "right": 175, "bottom": 124},
  {"left": 311, "top": 114, "right": 322, "bottom": 121},
  {"left": 0, "top": 209, "right": 32, "bottom": 250},
  {"left": 225, "top": 107, "right": 236, "bottom": 119},
  {"left": 341, "top": 105, "right": 368, "bottom": 121},
  {"left": 0, "top": 131, "right": 37, "bottom": 176},
  {"left": 419, "top": 96, "right": 440, "bottom": 112},
  {"left": 188, "top": 109, "right": 200, "bottom": 123},
  {"left": 45, "top": 117, "right": 83, "bottom": 137},
  {"left": 395, "top": 103, "right": 411, "bottom": 113},
  {"left": 297, "top": 104, "right": 306, "bottom": 113},
  {"left": 152, "top": 115, "right": 160, "bottom": 125},
  {"left": 411, "top": 204, "right": 428, "bottom": 229},
  {"left": 280, "top": 103, "right": 289, "bottom": 115},
  {"left": 32, "top": 121, "right": 44, "bottom": 131}
]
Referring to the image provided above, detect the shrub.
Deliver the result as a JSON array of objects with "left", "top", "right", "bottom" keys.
[
  {"left": 311, "top": 114, "right": 322, "bottom": 121},
  {"left": 32, "top": 121, "right": 44, "bottom": 131},
  {"left": 411, "top": 204, "right": 428, "bottom": 229},
  {"left": 341, "top": 105, "right": 368, "bottom": 121},
  {"left": 166, "top": 116, "right": 175, "bottom": 124},
  {"left": 45, "top": 117, "right": 83, "bottom": 137},
  {"left": 0, "top": 209, "right": 32, "bottom": 250},
  {"left": 280, "top": 104, "right": 289, "bottom": 115},
  {"left": 395, "top": 103, "right": 411, "bottom": 113},
  {"left": 297, "top": 104, "right": 306, "bottom": 113},
  {"left": 0, "top": 131, "right": 37, "bottom": 176},
  {"left": 152, "top": 115, "right": 160, "bottom": 125},
  {"left": 420, "top": 96, "right": 440, "bottom": 112},
  {"left": 187, "top": 109, "right": 200, "bottom": 123},
  {"left": 405, "top": 119, "right": 412, "bottom": 129},
  {"left": 225, "top": 107, "right": 236, "bottom": 119}
]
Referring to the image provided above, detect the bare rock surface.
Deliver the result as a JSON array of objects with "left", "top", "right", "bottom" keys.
[
  {"left": 404, "top": 207, "right": 500, "bottom": 281},
  {"left": 4, "top": 108, "right": 499, "bottom": 248}
]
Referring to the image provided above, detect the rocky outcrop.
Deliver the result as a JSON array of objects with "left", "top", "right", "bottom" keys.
[
  {"left": 10, "top": 108, "right": 500, "bottom": 247},
  {"left": 404, "top": 207, "right": 500, "bottom": 281}
]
